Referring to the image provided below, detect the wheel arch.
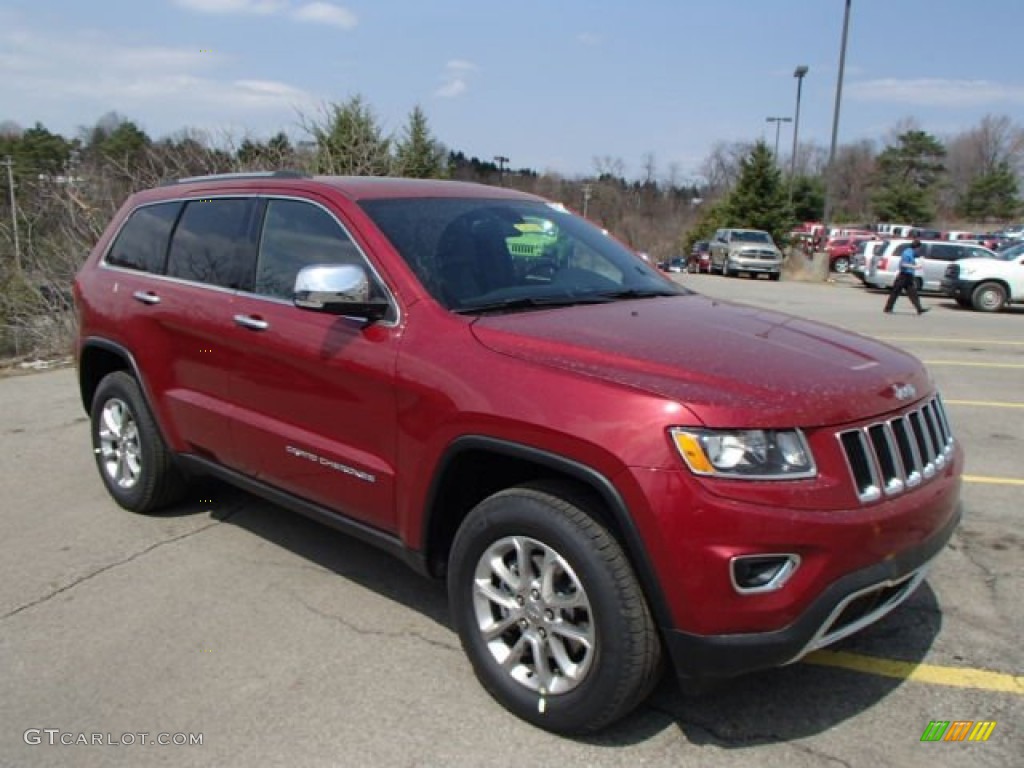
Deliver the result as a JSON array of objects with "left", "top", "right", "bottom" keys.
[
  {"left": 421, "top": 435, "right": 673, "bottom": 629},
  {"left": 78, "top": 337, "right": 141, "bottom": 413}
]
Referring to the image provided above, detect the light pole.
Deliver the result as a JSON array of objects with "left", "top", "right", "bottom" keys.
[
  {"left": 765, "top": 116, "right": 793, "bottom": 165},
  {"left": 822, "top": 0, "right": 853, "bottom": 236},
  {"left": 788, "top": 65, "right": 809, "bottom": 206}
]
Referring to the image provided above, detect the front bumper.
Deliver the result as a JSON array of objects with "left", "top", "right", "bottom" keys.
[
  {"left": 942, "top": 277, "right": 977, "bottom": 299},
  {"left": 662, "top": 504, "right": 960, "bottom": 679}
]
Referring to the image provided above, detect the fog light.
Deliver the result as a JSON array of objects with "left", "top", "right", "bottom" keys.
[{"left": 731, "top": 554, "right": 800, "bottom": 594}]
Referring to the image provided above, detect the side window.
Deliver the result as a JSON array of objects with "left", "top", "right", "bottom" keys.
[
  {"left": 965, "top": 247, "right": 990, "bottom": 259},
  {"left": 927, "top": 244, "right": 953, "bottom": 262},
  {"left": 166, "top": 198, "right": 258, "bottom": 290},
  {"left": 105, "top": 202, "right": 182, "bottom": 273},
  {"left": 255, "top": 199, "right": 365, "bottom": 299}
]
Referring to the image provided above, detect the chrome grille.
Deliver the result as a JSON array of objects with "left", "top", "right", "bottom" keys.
[{"left": 839, "top": 395, "right": 955, "bottom": 503}]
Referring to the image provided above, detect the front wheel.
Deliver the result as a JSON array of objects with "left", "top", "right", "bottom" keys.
[
  {"left": 448, "top": 483, "right": 662, "bottom": 734},
  {"left": 832, "top": 257, "right": 850, "bottom": 274},
  {"left": 90, "top": 372, "right": 187, "bottom": 513},
  {"left": 972, "top": 281, "right": 1007, "bottom": 312}
]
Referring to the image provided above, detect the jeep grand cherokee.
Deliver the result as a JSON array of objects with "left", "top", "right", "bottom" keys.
[{"left": 73, "top": 172, "right": 962, "bottom": 734}]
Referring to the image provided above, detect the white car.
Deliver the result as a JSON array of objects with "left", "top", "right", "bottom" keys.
[
  {"left": 942, "top": 242, "right": 1024, "bottom": 311},
  {"left": 864, "top": 239, "right": 996, "bottom": 292}
]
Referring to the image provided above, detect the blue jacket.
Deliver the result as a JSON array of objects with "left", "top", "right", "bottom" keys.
[{"left": 899, "top": 247, "right": 918, "bottom": 275}]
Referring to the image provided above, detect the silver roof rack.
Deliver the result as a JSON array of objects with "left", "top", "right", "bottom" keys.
[{"left": 162, "top": 170, "right": 310, "bottom": 186}]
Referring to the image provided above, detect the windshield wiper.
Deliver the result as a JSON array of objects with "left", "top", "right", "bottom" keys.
[
  {"left": 454, "top": 295, "right": 614, "bottom": 315},
  {"left": 594, "top": 288, "right": 679, "bottom": 300}
]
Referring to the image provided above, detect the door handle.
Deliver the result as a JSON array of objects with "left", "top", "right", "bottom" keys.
[
  {"left": 132, "top": 290, "right": 160, "bottom": 305},
  {"left": 233, "top": 314, "right": 269, "bottom": 331}
]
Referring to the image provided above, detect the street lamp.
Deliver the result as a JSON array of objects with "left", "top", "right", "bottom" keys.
[
  {"left": 822, "top": 0, "right": 853, "bottom": 237},
  {"left": 765, "top": 116, "right": 793, "bottom": 165},
  {"left": 788, "top": 65, "right": 809, "bottom": 205}
]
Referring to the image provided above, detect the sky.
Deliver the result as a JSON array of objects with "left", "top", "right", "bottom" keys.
[{"left": 2, "top": 1, "right": 1024, "bottom": 182}]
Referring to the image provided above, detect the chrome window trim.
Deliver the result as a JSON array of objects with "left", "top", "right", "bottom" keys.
[{"left": 99, "top": 192, "right": 401, "bottom": 328}]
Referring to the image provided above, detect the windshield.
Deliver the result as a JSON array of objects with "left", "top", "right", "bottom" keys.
[
  {"left": 359, "top": 197, "right": 685, "bottom": 312},
  {"left": 734, "top": 231, "right": 772, "bottom": 243},
  {"left": 995, "top": 242, "right": 1024, "bottom": 261}
]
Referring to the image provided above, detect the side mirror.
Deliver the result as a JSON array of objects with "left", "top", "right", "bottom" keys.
[{"left": 294, "top": 264, "right": 389, "bottom": 322}]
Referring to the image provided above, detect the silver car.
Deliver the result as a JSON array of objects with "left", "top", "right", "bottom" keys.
[
  {"left": 864, "top": 239, "right": 997, "bottom": 292},
  {"left": 709, "top": 228, "right": 783, "bottom": 280}
]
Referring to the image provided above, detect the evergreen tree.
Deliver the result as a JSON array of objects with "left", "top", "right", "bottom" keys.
[
  {"left": 394, "top": 106, "right": 446, "bottom": 178},
  {"left": 723, "top": 141, "right": 793, "bottom": 245},
  {"left": 308, "top": 95, "right": 391, "bottom": 176},
  {"left": 871, "top": 130, "right": 946, "bottom": 222},
  {"left": 958, "top": 162, "right": 1019, "bottom": 221}
]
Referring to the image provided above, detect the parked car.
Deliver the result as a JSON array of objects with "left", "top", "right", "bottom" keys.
[
  {"left": 850, "top": 239, "right": 887, "bottom": 284},
  {"left": 708, "top": 228, "right": 783, "bottom": 279},
  {"left": 73, "top": 172, "right": 962, "bottom": 734},
  {"left": 660, "top": 257, "right": 687, "bottom": 273},
  {"left": 824, "top": 236, "right": 874, "bottom": 274},
  {"left": 942, "top": 241, "right": 1024, "bottom": 311},
  {"left": 864, "top": 239, "right": 997, "bottom": 292},
  {"left": 689, "top": 240, "right": 712, "bottom": 273}
]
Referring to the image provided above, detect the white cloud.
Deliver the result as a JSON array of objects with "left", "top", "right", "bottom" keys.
[
  {"left": 173, "top": 0, "right": 358, "bottom": 28},
  {"left": 0, "top": 18, "right": 315, "bottom": 136},
  {"left": 292, "top": 2, "right": 358, "bottom": 28},
  {"left": 849, "top": 78, "right": 1024, "bottom": 108},
  {"left": 173, "top": 0, "right": 286, "bottom": 14},
  {"left": 435, "top": 60, "right": 478, "bottom": 99}
]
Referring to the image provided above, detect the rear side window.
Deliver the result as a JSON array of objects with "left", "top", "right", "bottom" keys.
[
  {"left": 255, "top": 199, "right": 365, "bottom": 299},
  {"left": 105, "top": 202, "right": 182, "bottom": 273},
  {"left": 167, "top": 198, "right": 258, "bottom": 290},
  {"left": 925, "top": 244, "right": 959, "bottom": 262}
]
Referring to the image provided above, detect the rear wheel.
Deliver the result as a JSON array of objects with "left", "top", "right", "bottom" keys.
[
  {"left": 448, "top": 482, "right": 662, "bottom": 734},
  {"left": 972, "top": 281, "right": 1007, "bottom": 312},
  {"left": 832, "top": 257, "right": 850, "bottom": 274},
  {"left": 90, "top": 372, "right": 187, "bottom": 513},
  {"left": 769, "top": 272, "right": 781, "bottom": 281}
]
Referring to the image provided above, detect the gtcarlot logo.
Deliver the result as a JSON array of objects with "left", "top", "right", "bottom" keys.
[{"left": 24, "top": 729, "right": 203, "bottom": 747}]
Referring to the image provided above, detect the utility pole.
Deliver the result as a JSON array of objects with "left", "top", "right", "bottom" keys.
[
  {"left": 494, "top": 155, "right": 509, "bottom": 186},
  {"left": 582, "top": 183, "right": 593, "bottom": 218},
  {"left": 2, "top": 156, "right": 20, "bottom": 276}
]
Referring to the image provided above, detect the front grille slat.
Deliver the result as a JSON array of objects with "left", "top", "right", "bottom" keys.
[{"left": 838, "top": 395, "right": 954, "bottom": 503}]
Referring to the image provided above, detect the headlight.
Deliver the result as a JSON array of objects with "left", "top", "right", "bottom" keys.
[{"left": 670, "top": 428, "right": 816, "bottom": 479}]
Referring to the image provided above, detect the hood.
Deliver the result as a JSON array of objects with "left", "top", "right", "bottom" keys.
[{"left": 470, "top": 294, "right": 931, "bottom": 429}]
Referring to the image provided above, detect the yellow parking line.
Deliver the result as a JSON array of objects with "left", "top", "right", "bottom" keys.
[
  {"left": 963, "top": 475, "right": 1024, "bottom": 486},
  {"left": 879, "top": 336, "right": 1024, "bottom": 346},
  {"left": 944, "top": 399, "right": 1024, "bottom": 409},
  {"left": 803, "top": 650, "right": 1024, "bottom": 694},
  {"left": 923, "top": 360, "right": 1024, "bottom": 369}
]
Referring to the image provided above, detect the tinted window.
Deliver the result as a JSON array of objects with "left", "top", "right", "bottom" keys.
[
  {"left": 255, "top": 199, "right": 366, "bottom": 299},
  {"left": 925, "top": 244, "right": 959, "bottom": 262},
  {"left": 166, "top": 198, "right": 257, "bottom": 290},
  {"left": 106, "top": 202, "right": 182, "bottom": 273}
]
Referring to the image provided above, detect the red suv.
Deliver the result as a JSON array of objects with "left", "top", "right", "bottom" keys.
[{"left": 73, "top": 173, "right": 963, "bottom": 734}]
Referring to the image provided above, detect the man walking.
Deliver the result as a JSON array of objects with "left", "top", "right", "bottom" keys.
[{"left": 884, "top": 239, "right": 929, "bottom": 314}]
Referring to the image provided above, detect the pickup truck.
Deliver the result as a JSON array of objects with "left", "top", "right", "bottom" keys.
[{"left": 941, "top": 242, "right": 1024, "bottom": 311}]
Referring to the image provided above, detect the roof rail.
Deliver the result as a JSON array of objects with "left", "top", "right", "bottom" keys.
[{"left": 161, "top": 170, "right": 311, "bottom": 186}]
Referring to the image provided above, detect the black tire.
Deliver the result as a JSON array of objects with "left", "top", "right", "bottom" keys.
[
  {"left": 769, "top": 272, "right": 781, "bottom": 281},
  {"left": 90, "top": 371, "right": 187, "bottom": 513},
  {"left": 971, "top": 281, "right": 1007, "bottom": 312},
  {"left": 832, "top": 257, "right": 850, "bottom": 274},
  {"left": 448, "top": 482, "right": 662, "bottom": 734}
]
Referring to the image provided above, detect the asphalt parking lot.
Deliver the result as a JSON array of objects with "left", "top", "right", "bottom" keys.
[{"left": 1, "top": 273, "right": 1021, "bottom": 767}]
